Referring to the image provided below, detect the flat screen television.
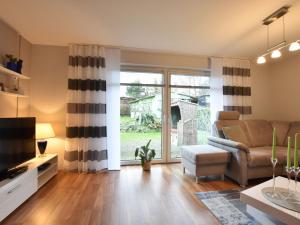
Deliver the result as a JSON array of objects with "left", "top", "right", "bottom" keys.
[{"left": 0, "top": 117, "right": 36, "bottom": 180}]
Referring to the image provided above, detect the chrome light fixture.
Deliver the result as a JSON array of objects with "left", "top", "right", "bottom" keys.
[{"left": 256, "top": 5, "right": 300, "bottom": 64}]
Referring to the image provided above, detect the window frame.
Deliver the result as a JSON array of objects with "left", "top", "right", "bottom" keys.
[{"left": 120, "top": 65, "right": 211, "bottom": 165}]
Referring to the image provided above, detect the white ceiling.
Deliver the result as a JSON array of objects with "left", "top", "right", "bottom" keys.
[{"left": 0, "top": 0, "right": 300, "bottom": 58}]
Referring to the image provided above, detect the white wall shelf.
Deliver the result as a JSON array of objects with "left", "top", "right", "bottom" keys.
[
  {"left": 0, "top": 65, "right": 30, "bottom": 80},
  {"left": 0, "top": 91, "right": 28, "bottom": 98}
]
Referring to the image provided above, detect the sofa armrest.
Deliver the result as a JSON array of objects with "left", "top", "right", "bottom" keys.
[
  {"left": 208, "top": 136, "right": 249, "bottom": 186},
  {"left": 208, "top": 136, "right": 249, "bottom": 153}
]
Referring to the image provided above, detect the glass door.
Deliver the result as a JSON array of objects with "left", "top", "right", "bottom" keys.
[
  {"left": 120, "top": 69, "right": 166, "bottom": 164},
  {"left": 168, "top": 71, "right": 211, "bottom": 161}
]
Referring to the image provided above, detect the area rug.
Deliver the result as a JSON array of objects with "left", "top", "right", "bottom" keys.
[{"left": 195, "top": 189, "right": 283, "bottom": 225}]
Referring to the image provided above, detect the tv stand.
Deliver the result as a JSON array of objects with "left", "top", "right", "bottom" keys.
[
  {"left": 7, "top": 165, "right": 28, "bottom": 179},
  {"left": 0, "top": 154, "right": 58, "bottom": 222}
]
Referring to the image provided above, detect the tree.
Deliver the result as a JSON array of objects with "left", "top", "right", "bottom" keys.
[{"left": 126, "top": 84, "right": 146, "bottom": 98}]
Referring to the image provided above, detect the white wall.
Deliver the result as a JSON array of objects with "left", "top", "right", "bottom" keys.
[
  {"left": 250, "top": 61, "right": 272, "bottom": 120},
  {"left": 30, "top": 45, "right": 68, "bottom": 169},
  {"left": 121, "top": 49, "right": 209, "bottom": 69},
  {"left": 267, "top": 51, "right": 300, "bottom": 121}
]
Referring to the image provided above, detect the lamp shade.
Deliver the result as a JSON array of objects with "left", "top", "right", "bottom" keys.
[{"left": 36, "top": 123, "right": 55, "bottom": 140}]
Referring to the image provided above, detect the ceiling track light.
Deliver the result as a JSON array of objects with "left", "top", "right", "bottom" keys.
[
  {"left": 257, "top": 56, "right": 266, "bottom": 64},
  {"left": 289, "top": 41, "right": 300, "bottom": 51},
  {"left": 271, "top": 49, "right": 281, "bottom": 58},
  {"left": 257, "top": 5, "right": 300, "bottom": 64}
]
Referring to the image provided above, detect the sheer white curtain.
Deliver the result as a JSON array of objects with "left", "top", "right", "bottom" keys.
[
  {"left": 105, "top": 48, "right": 121, "bottom": 170},
  {"left": 210, "top": 58, "right": 224, "bottom": 124}
]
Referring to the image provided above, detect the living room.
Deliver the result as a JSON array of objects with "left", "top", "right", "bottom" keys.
[{"left": 0, "top": 1, "right": 299, "bottom": 225}]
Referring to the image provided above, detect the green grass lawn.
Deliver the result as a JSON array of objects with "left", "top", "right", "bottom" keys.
[
  {"left": 121, "top": 132, "right": 161, "bottom": 141},
  {"left": 120, "top": 115, "right": 210, "bottom": 161},
  {"left": 120, "top": 115, "right": 134, "bottom": 123},
  {"left": 120, "top": 130, "right": 210, "bottom": 161}
]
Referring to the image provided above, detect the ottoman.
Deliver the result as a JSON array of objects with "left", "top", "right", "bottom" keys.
[{"left": 180, "top": 145, "right": 231, "bottom": 183}]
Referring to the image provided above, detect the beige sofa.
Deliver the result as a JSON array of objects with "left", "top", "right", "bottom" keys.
[{"left": 208, "top": 111, "right": 300, "bottom": 187}]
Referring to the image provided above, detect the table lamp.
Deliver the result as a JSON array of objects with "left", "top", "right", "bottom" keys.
[{"left": 36, "top": 123, "right": 55, "bottom": 157}]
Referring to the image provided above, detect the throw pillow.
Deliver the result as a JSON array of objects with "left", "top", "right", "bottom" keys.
[{"left": 222, "top": 125, "right": 251, "bottom": 147}]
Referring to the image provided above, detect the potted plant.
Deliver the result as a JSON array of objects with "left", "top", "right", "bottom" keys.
[{"left": 135, "top": 139, "right": 156, "bottom": 171}]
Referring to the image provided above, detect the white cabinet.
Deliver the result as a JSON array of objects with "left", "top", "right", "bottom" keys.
[
  {"left": 0, "top": 154, "right": 58, "bottom": 222},
  {"left": 0, "top": 169, "right": 37, "bottom": 221}
]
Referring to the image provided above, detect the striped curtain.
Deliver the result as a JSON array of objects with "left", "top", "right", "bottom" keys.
[
  {"left": 64, "top": 44, "right": 108, "bottom": 172},
  {"left": 222, "top": 59, "right": 252, "bottom": 118}
]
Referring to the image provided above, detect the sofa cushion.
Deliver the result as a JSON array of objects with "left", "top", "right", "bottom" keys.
[
  {"left": 214, "top": 120, "right": 251, "bottom": 144},
  {"left": 270, "top": 121, "right": 290, "bottom": 147},
  {"left": 180, "top": 145, "right": 230, "bottom": 165},
  {"left": 216, "top": 111, "right": 240, "bottom": 120},
  {"left": 222, "top": 125, "right": 251, "bottom": 147},
  {"left": 284, "top": 122, "right": 300, "bottom": 147},
  {"left": 244, "top": 120, "right": 273, "bottom": 147},
  {"left": 247, "top": 146, "right": 287, "bottom": 167}
]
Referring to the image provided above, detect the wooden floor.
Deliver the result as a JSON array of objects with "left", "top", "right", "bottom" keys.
[{"left": 2, "top": 164, "right": 239, "bottom": 225}]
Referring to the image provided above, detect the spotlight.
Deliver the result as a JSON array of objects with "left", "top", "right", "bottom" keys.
[
  {"left": 289, "top": 41, "right": 300, "bottom": 51},
  {"left": 257, "top": 56, "right": 266, "bottom": 64},
  {"left": 271, "top": 49, "right": 281, "bottom": 58}
]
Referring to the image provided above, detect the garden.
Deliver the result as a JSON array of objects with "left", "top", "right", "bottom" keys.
[{"left": 120, "top": 107, "right": 210, "bottom": 161}]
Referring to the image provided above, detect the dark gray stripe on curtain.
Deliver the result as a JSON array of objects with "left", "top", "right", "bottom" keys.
[
  {"left": 66, "top": 126, "right": 107, "bottom": 138},
  {"left": 64, "top": 150, "right": 107, "bottom": 162},
  {"left": 224, "top": 106, "right": 252, "bottom": 115},
  {"left": 223, "top": 67, "right": 250, "bottom": 77},
  {"left": 69, "top": 56, "right": 106, "bottom": 68},
  {"left": 68, "top": 79, "right": 106, "bottom": 91},
  {"left": 67, "top": 103, "right": 106, "bottom": 114},
  {"left": 223, "top": 86, "right": 251, "bottom": 96}
]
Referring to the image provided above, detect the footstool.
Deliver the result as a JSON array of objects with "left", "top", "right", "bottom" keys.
[{"left": 180, "top": 145, "right": 231, "bottom": 183}]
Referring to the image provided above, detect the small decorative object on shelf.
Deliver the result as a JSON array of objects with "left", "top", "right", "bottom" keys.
[
  {"left": 135, "top": 139, "right": 156, "bottom": 171},
  {"left": 36, "top": 123, "right": 55, "bottom": 157},
  {"left": 5, "top": 54, "right": 23, "bottom": 73}
]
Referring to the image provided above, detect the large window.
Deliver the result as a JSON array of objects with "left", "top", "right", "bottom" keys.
[{"left": 120, "top": 67, "right": 210, "bottom": 163}]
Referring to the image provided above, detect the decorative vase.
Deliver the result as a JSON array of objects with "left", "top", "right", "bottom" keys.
[
  {"left": 6, "top": 62, "right": 18, "bottom": 72},
  {"left": 143, "top": 161, "right": 151, "bottom": 171}
]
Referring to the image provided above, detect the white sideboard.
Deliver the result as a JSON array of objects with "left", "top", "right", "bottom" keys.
[{"left": 0, "top": 153, "right": 58, "bottom": 222}]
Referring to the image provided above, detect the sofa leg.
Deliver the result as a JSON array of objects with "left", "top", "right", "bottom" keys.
[{"left": 195, "top": 177, "right": 199, "bottom": 183}]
